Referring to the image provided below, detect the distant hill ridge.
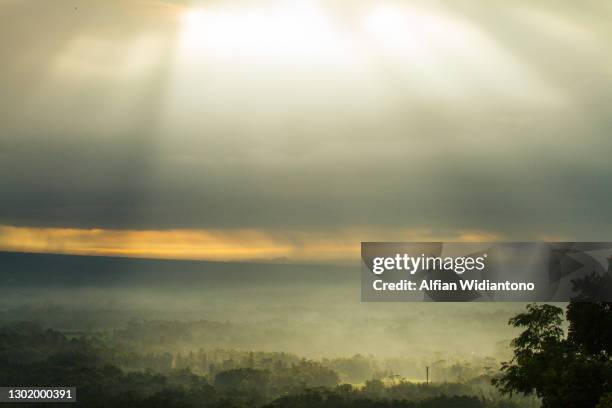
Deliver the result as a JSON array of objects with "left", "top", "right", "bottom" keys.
[{"left": 0, "top": 251, "right": 354, "bottom": 288}]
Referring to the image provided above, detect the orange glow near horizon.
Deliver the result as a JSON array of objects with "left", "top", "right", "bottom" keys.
[{"left": 0, "top": 225, "right": 504, "bottom": 264}]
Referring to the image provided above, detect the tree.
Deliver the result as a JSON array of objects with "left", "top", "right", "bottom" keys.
[
  {"left": 597, "top": 393, "right": 612, "bottom": 408},
  {"left": 567, "top": 273, "right": 612, "bottom": 359},
  {"left": 493, "top": 291, "right": 612, "bottom": 408}
]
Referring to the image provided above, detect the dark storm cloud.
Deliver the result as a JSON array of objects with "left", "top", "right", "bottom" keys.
[{"left": 1, "top": 0, "right": 612, "bottom": 239}]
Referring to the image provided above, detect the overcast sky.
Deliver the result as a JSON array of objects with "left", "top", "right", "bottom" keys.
[{"left": 1, "top": 0, "right": 611, "bottom": 261}]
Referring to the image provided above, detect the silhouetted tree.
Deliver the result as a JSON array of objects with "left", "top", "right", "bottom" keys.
[{"left": 494, "top": 274, "right": 612, "bottom": 408}]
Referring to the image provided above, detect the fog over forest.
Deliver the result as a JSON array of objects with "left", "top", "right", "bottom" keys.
[
  {"left": 0, "top": 252, "right": 537, "bottom": 363},
  {"left": 0, "top": 252, "right": 576, "bottom": 407}
]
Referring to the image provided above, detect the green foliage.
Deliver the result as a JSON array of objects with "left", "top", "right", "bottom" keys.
[
  {"left": 0, "top": 320, "right": 530, "bottom": 408},
  {"left": 264, "top": 388, "right": 488, "bottom": 408},
  {"left": 567, "top": 273, "right": 612, "bottom": 359},
  {"left": 597, "top": 393, "right": 612, "bottom": 408},
  {"left": 492, "top": 304, "right": 565, "bottom": 398},
  {"left": 493, "top": 296, "right": 612, "bottom": 408}
]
